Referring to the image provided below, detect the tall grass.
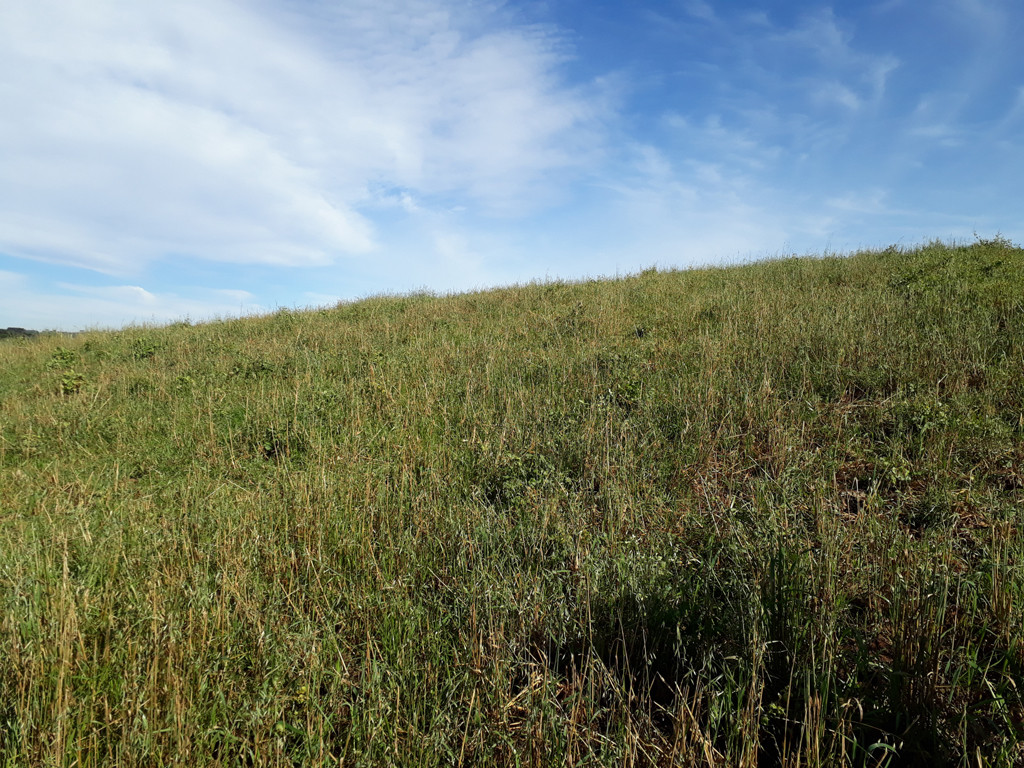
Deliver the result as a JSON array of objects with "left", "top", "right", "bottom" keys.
[{"left": 1, "top": 238, "right": 1022, "bottom": 766}]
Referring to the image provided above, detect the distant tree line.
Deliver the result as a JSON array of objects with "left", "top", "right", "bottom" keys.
[
  {"left": 0, "top": 327, "right": 78, "bottom": 340},
  {"left": 0, "top": 327, "right": 40, "bottom": 339}
]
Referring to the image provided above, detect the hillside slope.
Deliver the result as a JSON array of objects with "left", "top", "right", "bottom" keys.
[{"left": 1, "top": 239, "right": 1022, "bottom": 766}]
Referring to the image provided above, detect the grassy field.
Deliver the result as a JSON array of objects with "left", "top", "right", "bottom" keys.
[{"left": 1, "top": 239, "right": 1022, "bottom": 767}]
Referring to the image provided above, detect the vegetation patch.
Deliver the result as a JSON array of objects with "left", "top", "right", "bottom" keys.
[{"left": 1, "top": 239, "right": 1022, "bottom": 766}]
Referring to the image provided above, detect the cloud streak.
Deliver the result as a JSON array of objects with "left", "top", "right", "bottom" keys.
[
  {"left": 2, "top": 1, "right": 1022, "bottom": 330},
  {"left": 0, "top": 269, "right": 263, "bottom": 330},
  {"left": 0, "top": 0, "right": 600, "bottom": 274}
]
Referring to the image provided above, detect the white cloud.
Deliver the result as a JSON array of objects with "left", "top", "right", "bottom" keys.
[
  {"left": 908, "top": 124, "right": 962, "bottom": 146},
  {"left": 906, "top": 96, "right": 965, "bottom": 146},
  {"left": 947, "top": 0, "right": 1007, "bottom": 36},
  {"left": 59, "top": 284, "right": 160, "bottom": 305},
  {"left": 814, "top": 81, "right": 862, "bottom": 111},
  {"left": 826, "top": 189, "right": 891, "bottom": 214},
  {"left": 302, "top": 292, "right": 345, "bottom": 308},
  {"left": 734, "top": 8, "right": 899, "bottom": 115},
  {"left": 0, "top": 0, "right": 601, "bottom": 275},
  {"left": 0, "top": 271, "right": 264, "bottom": 330},
  {"left": 683, "top": 1, "right": 715, "bottom": 21},
  {"left": 663, "top": 113, "right": 782, "bottom": 172},
  {"left": 213, "top": 289, "right": 258, "bottom": 304}
]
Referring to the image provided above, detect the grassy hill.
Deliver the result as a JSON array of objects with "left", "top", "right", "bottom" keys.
[{"left": 1, "top": 239, "right": 1022, "bottom": 767}]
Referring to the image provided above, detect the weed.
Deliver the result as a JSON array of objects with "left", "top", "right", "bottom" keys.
[
  {"left": 44, "top": 346, "right": 77, "bottom": 370},
  {"left": 59, "top": 370, "right": 85, "bottom": 395},
  {"left": 127, "top": 336, "right": 160, "bottom": 360}
]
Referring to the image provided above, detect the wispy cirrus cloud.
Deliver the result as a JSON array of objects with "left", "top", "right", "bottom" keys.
[
  {"left": 2, "top": 0, "right": 1022, "bottom": 331},
  {"left": 0, "top": 0, "right": 602, "bottom": 275},
  {"left": 606, "top": 2, "right": 1024, "bottom": 255}
]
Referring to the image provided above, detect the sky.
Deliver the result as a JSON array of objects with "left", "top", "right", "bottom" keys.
[{"left": 2, "top": 0, "right": 1022, "bottom": 330}]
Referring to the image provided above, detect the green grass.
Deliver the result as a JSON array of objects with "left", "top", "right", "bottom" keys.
[{"left": 1, "top": 238, "right": 1022, "bottom": 766}]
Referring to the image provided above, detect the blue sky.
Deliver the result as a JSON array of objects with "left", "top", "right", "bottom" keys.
[{"left": 2, "top": 0, "right": 1022, "bottom": 329}]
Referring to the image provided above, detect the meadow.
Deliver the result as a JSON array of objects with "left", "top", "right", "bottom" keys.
[{"left": 1, "top": 239, "right": 1022, "bottom": 766}]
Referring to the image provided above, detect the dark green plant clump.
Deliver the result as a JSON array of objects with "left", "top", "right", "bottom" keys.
[{"left": 1, "top": 239, "right": 1022, "bottom": 766}]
